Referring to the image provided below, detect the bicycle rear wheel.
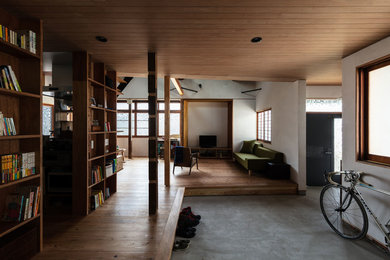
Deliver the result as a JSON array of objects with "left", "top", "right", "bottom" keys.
[{"left": 320, "top": 184, "right": 368, "bottom": 240}]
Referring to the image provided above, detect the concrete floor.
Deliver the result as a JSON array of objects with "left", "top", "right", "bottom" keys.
[{"left": 172, "top": 187, "right": 389, "bottom": 260}]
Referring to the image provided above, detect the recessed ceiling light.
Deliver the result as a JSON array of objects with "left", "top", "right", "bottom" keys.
[
  {"left": 251, "top": 37, "right": 262, "bottom": 43},
  {"left": 96, "top": 36, "right": 108, "bottom": 42}
]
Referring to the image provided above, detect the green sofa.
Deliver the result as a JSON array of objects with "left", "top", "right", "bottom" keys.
[{"left": 233, "top": 140, "right": 284, "bottom": 175}]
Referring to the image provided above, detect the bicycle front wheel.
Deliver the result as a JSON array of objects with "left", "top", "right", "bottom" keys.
[{"left": 320, "top": 184, "right": 368, "bottom": 240}]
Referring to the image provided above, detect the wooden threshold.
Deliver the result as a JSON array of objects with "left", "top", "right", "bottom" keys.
[
  {"left": 184, "top": 185, "right": 298, "bottom": 196},
  {"left": 156, "top": 187, "right": 185, "bottom": 260}
]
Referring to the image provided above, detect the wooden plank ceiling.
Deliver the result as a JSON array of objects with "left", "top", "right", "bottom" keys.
[{"left": 4, "top": 0, "right": 390, "bottom": 85}]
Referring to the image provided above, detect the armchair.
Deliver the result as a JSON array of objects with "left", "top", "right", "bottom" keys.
[{"left": 173, "top": 146, "right": 199, "bottom": 175}]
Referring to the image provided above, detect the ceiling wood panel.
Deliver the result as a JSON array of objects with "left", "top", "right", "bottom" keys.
[{"left": 4, "top": 0, "right": 390, "bottom": 84}]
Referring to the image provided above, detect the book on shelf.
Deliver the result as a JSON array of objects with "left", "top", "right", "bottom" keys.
[
  {"left": 0, "top": 113, "right": 17, "bottom": 136},
  {"left": 0, "top": 25, "right": 37, "bottom": 54},
  {"left": 104, "top": 122, "right": 111, "bottom": 132},
  {"left": 91, "top": 165, "right": 103, "bottom": 185},
  {"left": 0, "top": 65, "right": 21, "bottom": 91},
  {"left": 1, "top": 152, "right": 36, "bottom": 184},
  {"left": 91, "top": 190, "right": 104, "bottom": 210},
  {"left": 2, "top": 185, "right": 40, "bottom": 223}
]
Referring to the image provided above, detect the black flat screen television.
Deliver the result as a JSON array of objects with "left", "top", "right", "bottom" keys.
[{"left": 199, "top": 135, "right": 217, "bottom": 148}]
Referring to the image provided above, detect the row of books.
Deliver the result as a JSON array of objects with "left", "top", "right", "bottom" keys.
[
  {"left": 0, "top": 25, "right": 37, "bottom": 54},
  {"left": 104, "top": 122, "right": 111, "bottom": 132},
  {"left": 91, "top": 165, "right": 104, "bottom": 185},
  {"left": 0, "top": 65, "right": 21, "bottom": 91},
  {"left": 1, "top": 152, "right": 36, "bottom": 184},
  {"left": 105, "top": 159, "right": 118, "bottom": 178},
  {"left": 2, "top": 186, "right": 40, "bottom": 222},
  {"left": 0, "top": 112, "right": 16, "bottom": 136},
  {"left": 91, "top": 190, "right": 104, "bottom": 210}
]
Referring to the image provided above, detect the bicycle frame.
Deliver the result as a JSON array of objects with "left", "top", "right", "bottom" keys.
[{"left": 328, "top": 171, "right": 390, "bottom": 249}]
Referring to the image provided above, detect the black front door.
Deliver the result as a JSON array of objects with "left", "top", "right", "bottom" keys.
[{"left": 306, "top": 113, "right": 341, "bottom": 186}]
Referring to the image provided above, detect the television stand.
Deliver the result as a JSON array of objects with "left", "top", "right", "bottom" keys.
[{"left": 190, "top": 147, "right": 232, "bottom": 159}]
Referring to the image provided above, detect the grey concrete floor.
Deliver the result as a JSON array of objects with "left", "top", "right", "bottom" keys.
[{"left": 172, "top": 187, "right": 389, "bottom": 260}]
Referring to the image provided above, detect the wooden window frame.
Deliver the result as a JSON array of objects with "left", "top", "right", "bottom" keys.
[
  {"left": 357, "top": 55, "right": 390, "bottom": 166},
  {"left": 256, "top": 108, "right": 272, "bottom": 143},
  {"left": 117, "top": 100, "right": 181, "bottom": 138}
]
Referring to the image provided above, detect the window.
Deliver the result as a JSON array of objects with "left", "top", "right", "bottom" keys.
[
  {"left": 42, "top": 104, "right": 54, "bottom": 136},
  {"left": 257, "top": 109, "right": 271, "bottom": 143},
  {"left": 357, "top": 57, "right": 390, "bottom": 165},
  {"left": 116, "top": 100, "right": 180, "bottom": 137},
  {"left": 306, "top": 99, "right": 342, "bottom": 112},
  {"left": 117, "top": 101, "right": 129, "bottom": 136}
]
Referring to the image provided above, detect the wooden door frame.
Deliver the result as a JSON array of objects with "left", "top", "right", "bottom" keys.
[{"left": 181, "top": 99, "right": 233, "bottom": 149}]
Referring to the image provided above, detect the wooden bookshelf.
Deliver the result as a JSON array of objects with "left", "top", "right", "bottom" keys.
[
  {"left": 73, "top": 52, "right": 119, "bottom": 216},
  {"left": 0, "top": 8, "right": 43, "bottom": 258}
]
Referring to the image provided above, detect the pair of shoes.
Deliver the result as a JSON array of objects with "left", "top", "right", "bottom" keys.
[
  {"left": 181, "top": 207, "right": 201, "bottom": 220},
  {"left": 173, "top": 240, "right": 190, "bottom": 251},
  {"left": 178, "top": 212, "right": 199, "bottom": 228},
  {"left": 176, "top": 226, "right": 196, "bottom": 238}
]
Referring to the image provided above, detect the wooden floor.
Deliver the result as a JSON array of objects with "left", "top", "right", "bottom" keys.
[
  {"left": 33, "top": 158, "right": 297, "bottom": 260},
  {"left": 34, "top": 159, "right": 181, "bottom": 260},
  {"left": 171, "top": 158, "right": 298, "bottom": 196}
]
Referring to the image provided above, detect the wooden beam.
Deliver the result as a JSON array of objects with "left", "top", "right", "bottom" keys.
[
  {"left": 148, "top": 52, "right": 158, "bottom": 215},
  {"left": 171, "top": 78, "right": 183, "bottom": 96},
  {"left": 164, "top": 76, "right": 170, "bottom": 187}
]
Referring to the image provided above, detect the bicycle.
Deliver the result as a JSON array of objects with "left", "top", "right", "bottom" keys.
[{"left": 320, "top": 170, "right": 390, "bottom": 251}]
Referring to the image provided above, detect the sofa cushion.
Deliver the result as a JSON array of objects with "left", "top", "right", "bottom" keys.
[
  {"left": 233, "top": 152, "right": 260, "bottom": 169},
  {"left": 254, "top": 146, "right": 284, "bottom": 162},
  {"left": 240, "top": 140, "right": 257, "bottom": 154}
]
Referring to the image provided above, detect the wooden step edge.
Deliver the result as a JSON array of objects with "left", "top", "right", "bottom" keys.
[
  {"left": 155, "top": 187, "right": 185, "bottom": 260},
  {"left": 184, "top": 186, "right": 298, "bottom": 196}
]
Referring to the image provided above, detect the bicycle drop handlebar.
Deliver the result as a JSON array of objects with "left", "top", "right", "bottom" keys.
[{"left": 326, "top": 170, "right": 362, "bottom": 185}]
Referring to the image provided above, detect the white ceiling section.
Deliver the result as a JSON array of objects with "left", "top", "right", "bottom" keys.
[{"left": 4, "top": 0, "right": 390, "bottom": 84}]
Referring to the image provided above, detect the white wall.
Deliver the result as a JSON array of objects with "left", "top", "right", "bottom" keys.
[
  {"left": 132, "top": 138, "right": 149, "bottom": 157},
  {"left": 117, "top": 137, "right": 128, "bottom": 157},
  {"left": 120, "top": 78, "right": 257, "bottom": 155},
  {"left": 342, "top": 36, "right": 390, "bottom": 244},
  {"left": 233, "top": 99, "right": 257, "bottom": 152},
  {"left": 306, "top": 85, "right": 342, "bottom": 98},
  {"left": 256, "top": 80, "right": 306, "bottom": 191},
  {"left": 187, "top": 102, "right": 228, "bottom": 147}
]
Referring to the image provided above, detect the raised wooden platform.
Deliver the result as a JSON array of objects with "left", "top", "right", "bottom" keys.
[{"left": 171, "top": 158, "right": 298, "bottom": 196}]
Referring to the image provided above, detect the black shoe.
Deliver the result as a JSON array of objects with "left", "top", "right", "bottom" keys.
[
  {"left": 178, "top": 213, "right": 199, "bottom": 227},
  {"left": 181, "top": 207, "right": 201, "bottom": 220},
  {"left": 176, "top": 227, "right": 196, "bottom": 238}
]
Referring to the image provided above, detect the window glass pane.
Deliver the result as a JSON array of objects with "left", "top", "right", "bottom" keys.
[
  {"left": 136, "top": 113, "right": 149, "bottom": 136},
  {"left": 170, "top": 102, "right": 181, "bottom": 110},
  {"left": 334, "top": 118, "right": 342, "bottom": 171},
  {"left": 117, "top": 112, "right": 129, "bottom": 136},
  {"left": 42, "top": 105, "right": 53, "bottom": 136},
  {"left": 137, "top": 102, "right": 148, "bottom": 110},
  {"left": 368, "top": 65, "right": 390, "bottom": 157},
  {"left": 131, "top": 102, "right": 135, "bottom": 110},
  {"left": 117, "top": 102, "right": 128, "bottom": 110},
  {"left": 158, "top": 103, "right": 165, "bottom": 110},
  {"left": 137, "top": 128, "right": 148, "bottom": 136},
  {"left": 170, "top": 113, "right": 180, "bottom": 135},
  {"left": 306, "top": 99, "right": 342, "bottom": 112},
  {"left": 159, "top": 113, "right": 164, "bottom": 136}
]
